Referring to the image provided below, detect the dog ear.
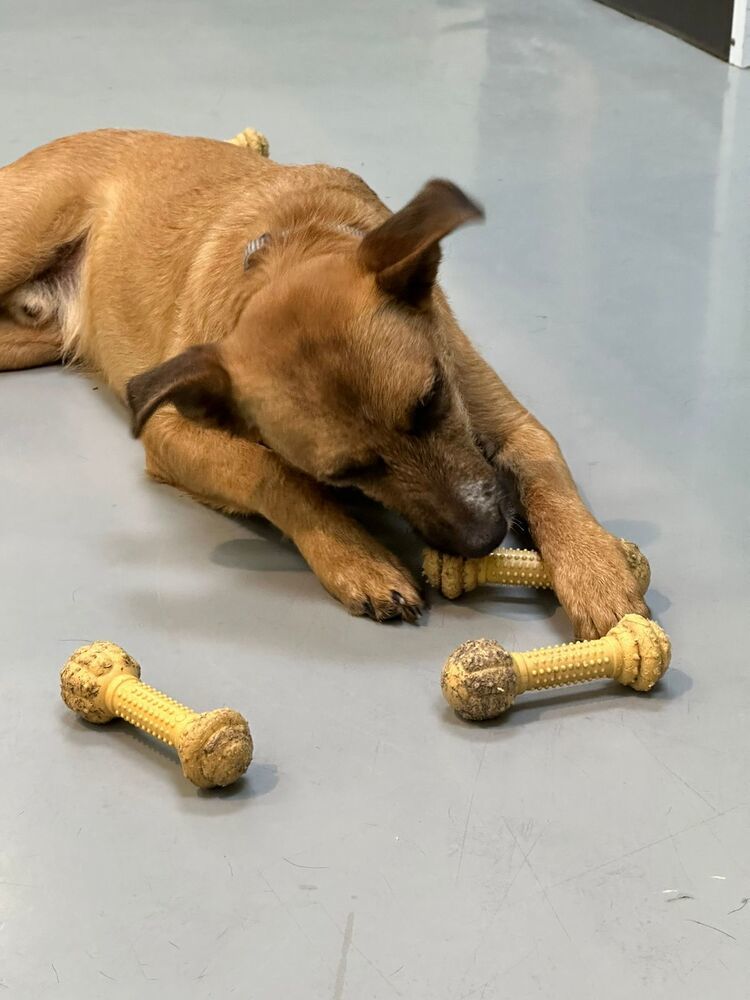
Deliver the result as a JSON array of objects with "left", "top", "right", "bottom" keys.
[
  {"left": 126, "top": 344, "right": 242, "bottom": 437},
  {"left": 359, "top": 179, "right": 483, "bottom": 306}
]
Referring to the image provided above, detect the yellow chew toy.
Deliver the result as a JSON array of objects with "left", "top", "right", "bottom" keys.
[
  {"left": 424, "top": 538, "right": 650, "bottom": 599},
  {"left": 60, "top": 642, "right": 253, "bottom": 788},
  {"left": 227, "top": 127, "right": 270, "bottom": 157},
  {"left": 441, "top": 614, "right": 670, "bottom": 721}
]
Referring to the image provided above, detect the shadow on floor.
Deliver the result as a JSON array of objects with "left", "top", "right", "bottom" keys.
[{"left": 60, "top": 713, "right": 278, "bottom": 807}]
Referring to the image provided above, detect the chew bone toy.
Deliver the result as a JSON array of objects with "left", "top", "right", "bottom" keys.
[
  {"left": 424, "top": 538, "right": 650, "bottom": 600},
  {"left": 227, "top": 127, "right": 270, "bottom": 156},
  {"left": 442, "top": 614, "right": 670, "bottom": 721},
  {"left": 60, "top": 642, "right": 253, "bottom": 788}
]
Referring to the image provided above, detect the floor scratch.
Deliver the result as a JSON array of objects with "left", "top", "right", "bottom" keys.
[
  {"left": 259, "top": 872, "right": 319, "bottom": 954},
  {"left": 552, "top": 802, "right": 749, "bottom": 890},
  {"left": 539, "top": 883, "right": 572, "bottom": 943},
  {"left": 333, "top": 911, "right": 355, "bottom": 1000},
  {"left": 496, "top": 821, "right": 548, "bottom": 913},
  {"left": 455, "top": 743, "right": 488, "bottom": 882},
  {"left": 503, "top": 820, "right": 571, "bottom": 943},
  {"left": 320, "top": 904, "right": 401, "bottom": 996},
  {"left": 349, "top": 942, "right": 401, "bottom": 997},
  {"left": 668, "top": 831, "right": 694, "bottom": 890},
  {"left": 728, "top": 898, "right": 749, "bottom": 915},
  {"left": 686, "top": 919, "right": 736, "bottom": 941},
  {"left": 51, "top": 963, "right": 60, "bottom": 984},
  {"left": 630, "top": 731, "right": 717, "bottom": 814}
]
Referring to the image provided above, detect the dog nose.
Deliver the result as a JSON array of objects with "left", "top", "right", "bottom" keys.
[
  {"left": 454, "top": 514, "right": 508, "bottom": 558},
  {"left": 427, "top": 511, "right": 507, "bottom": 559}
]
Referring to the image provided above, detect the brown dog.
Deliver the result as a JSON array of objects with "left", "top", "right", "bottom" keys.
[{"left": 0, "top": 129, "right": 648, "bottom": 636}]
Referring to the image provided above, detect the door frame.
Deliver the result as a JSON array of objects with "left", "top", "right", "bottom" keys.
[{"left": 731, "top": 0, "right": 750, "bottom": 66}]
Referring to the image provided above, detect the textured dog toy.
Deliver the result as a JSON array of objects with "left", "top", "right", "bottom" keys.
[
  {"left": 60, "top": 641, "right": 253, "bottom": 788},
  {"left": 227, "top": 127, "right": 270, "bottom": 157},
  {"left": 442, "top": 614, "right": 670, "bottom": 721},
  {"left": 424, "top": 538, "right": 650, "bottom": 600}
]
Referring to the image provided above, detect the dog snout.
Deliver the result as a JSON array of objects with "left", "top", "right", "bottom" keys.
[
  {"left": 458, "top": 513, "right": 508, "bottom": 557},
  {"left": 421, "top": 477, "right": 508, "bottom": 557},
  {"left": 433, "top": 510, "right": 508, "bottom": 558}
]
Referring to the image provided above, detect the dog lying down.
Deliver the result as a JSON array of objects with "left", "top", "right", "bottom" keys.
[{"left": 0, "top": 129, "right": 648, "bottom": 637}]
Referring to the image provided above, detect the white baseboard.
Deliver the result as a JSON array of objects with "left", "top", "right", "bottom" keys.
[{"left": 730, "top": 0, "right": 750, "bottom": 66}]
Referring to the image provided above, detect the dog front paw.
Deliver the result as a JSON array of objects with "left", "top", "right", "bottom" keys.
[
  {"left": 341, "top": 563, "right": 424, "bottom": 623},
  {"left": 549, "top": 531, "right": 651, "bottom": 640},
  {"left": 295, "top": 515, "right": 425, "bottom": 623},
  {"left": 308, "top": 544, "right": 424, "bottom": 623},
  {"left": 360, "top": 586, "right": 424, "bottom": 624}
]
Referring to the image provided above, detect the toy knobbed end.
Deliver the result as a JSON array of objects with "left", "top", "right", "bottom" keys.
[
  {"left": 227, "top": 128, "right": 270, "bottom": 157},
  {"left": 178, "top": 709, "right": 253, "bottom": 788},
  {"left": 60, "top": 641, "right": 140, "bottom": 724},
  {"left": 442, "top": 638, "right": 517, "bottom": 721},
  {"left": 619, "top": 539, "right": 651, "bottom": 594},
  {"left": 422, "top": 549, "right": 468, "bottom": 599},
  {"left": 422, "top": 548, "right": 441, "bottom": 589},
  {"left": 613, "top": 614, "right": 671, "bottom": 692}
]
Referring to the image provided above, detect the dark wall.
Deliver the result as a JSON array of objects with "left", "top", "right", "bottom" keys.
[{"left": 596, "top": 0, "right": 734, "bottom": 60}]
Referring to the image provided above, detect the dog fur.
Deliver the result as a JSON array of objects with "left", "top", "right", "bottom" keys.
[{"left": 0, "top": 129, "right": 649, "bottom": 636}]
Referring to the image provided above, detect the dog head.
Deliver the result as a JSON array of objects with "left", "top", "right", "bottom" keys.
[{"left": 127, "top": 180, "right": 507, "bottom": 557}]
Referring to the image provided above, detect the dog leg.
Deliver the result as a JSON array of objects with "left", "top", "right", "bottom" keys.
[
  {"left": 0, "top": 144, "right": 95, "bottom": 295},
  {"left": 452, "top": 338, "right": 649, "bottom": 639},
  {"left": 0, "top": 317, "right": 62, "bottom": 371},
  {"left": 141, "top": 413, "right": 424, "bottom": 622},
  {"left": 492, "top": 417, "right": 649, "bottom": 639}
]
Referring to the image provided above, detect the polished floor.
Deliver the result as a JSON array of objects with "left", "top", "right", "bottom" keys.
[{"left": 1, "top": 1, "right": 749, "bottom": 997}]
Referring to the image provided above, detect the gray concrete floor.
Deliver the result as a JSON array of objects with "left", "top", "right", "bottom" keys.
[{"left": 1, "top": 1, "right": 749, "bottom": 997}]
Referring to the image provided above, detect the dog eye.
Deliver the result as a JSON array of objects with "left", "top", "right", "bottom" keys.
[
  {"left": 327, "top": 457, "right": 387, "bottom": 483},
  {"left": 410, "top": 372, "right": 446, "bottom": 435}
]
